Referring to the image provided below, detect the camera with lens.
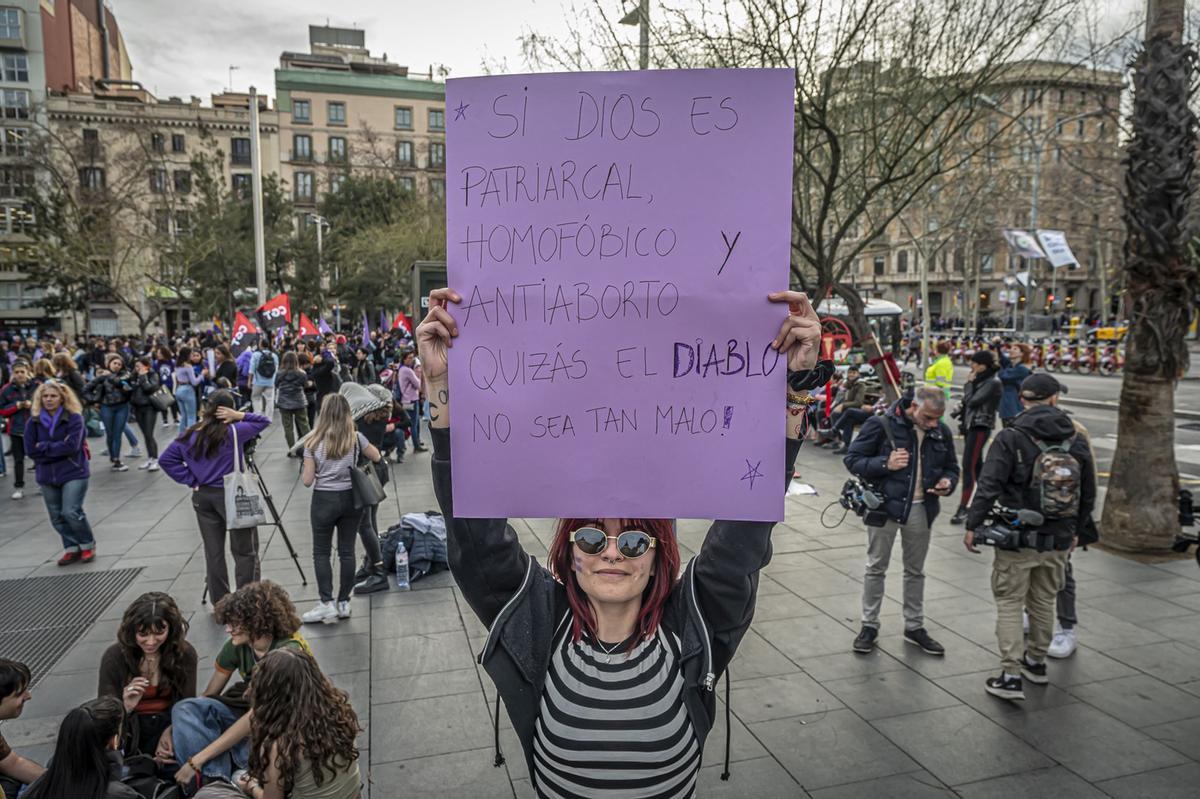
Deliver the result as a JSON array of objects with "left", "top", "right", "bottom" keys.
[
  {"left": 974, "top": 507, "right": 1045, "bottom": 551},
  {"left": 839, "top": 479, "right": 884, "bottom": 519},
  {"left": 1172, "top": 490, "right": 1199, "bottom": 566}
]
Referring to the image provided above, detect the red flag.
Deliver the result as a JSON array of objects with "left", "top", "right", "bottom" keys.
[
  {"left": 256, "top": 292, "right": 291, "bottom": 331},
  {"left": 392, "top": 311, "right": 412, "bottom": 334},
  {"left": 230, "top": 311, "right": 259, "bottom": 356},
  {"left": 297, "top": 312, "right": 319, "bottom": 339}
]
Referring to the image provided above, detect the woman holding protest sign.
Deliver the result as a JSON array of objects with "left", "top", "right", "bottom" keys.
[{"left": 416, "top": 286, "right": 829, "bottom": 797}]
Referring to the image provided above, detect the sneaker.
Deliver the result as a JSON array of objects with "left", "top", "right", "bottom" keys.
[
  {"left": 1021, "top": 653, "right": 1048, "bottom": 685},
  {"left": 336, "top": 600, "right": 353, "bottom": 619},
  {"left": 138, "top": 459, "right": 153, "bottom": 470},
  {"left": 1048, "top": 628, "right": 1077, "bottom": 659},
  {"left": 10, "top": 489, "right": 22, "bottom": 500},
  {"left": 148, "top": 459, "right": 160, "bottom": 472},
  {"left": 80, "top": 548, "right": 95, "bottom": 563},
  {"left": 128, "top": 447, "right": 143, "bottom": 458},
  {"left": 414, "top": 444, "right": 429, "bottom": 453},
  {"left": 57, "top": 550, "right": 81, "bottom": 566},
  {"left": 162, "top": 420, "right": 173, "bottom": 428},
  {"left": 985, "top": 672, "right": 1025, "bottom": 701},
  {"left": 301, "top": 601, "right": 339, "bottom": 624},
  {"left": 852, "top": 626, "right": 879, "bottom": 654},
  {"left": 112, "top": 461, "right": 129, "bottom": 472},
  {"left": 949, "top": 508, "right": 967, "bottom": 526},
  {"left": 904, "top": 628, "right": 946, "bottom": 656},
  {"left": 354, "top": 573, "right": 390, "bottom": 595}
]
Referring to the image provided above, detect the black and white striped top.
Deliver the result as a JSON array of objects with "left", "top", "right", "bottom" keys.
[{"left": 531, "top": 623, "right": 700, "bottom": 798}]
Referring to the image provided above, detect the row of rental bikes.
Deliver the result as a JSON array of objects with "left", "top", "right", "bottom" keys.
[{"left": 932, "top": 334, "right": 1126, "bottom": 376}]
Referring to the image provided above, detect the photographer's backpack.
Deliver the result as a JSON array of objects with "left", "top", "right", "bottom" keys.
[{"left": 1023, "top": 433, "right": 1082, "bottom": 519}]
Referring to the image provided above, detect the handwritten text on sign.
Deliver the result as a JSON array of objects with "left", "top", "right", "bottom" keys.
[{"left": 446, "top": 70, "right": 795, "bottom": 521}]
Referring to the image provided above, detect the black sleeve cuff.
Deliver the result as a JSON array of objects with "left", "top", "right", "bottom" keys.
[
  {"left": 788, "top": 360, "right": 835, "bottom": 392},
  {"left": 431, "top": 426, "right": 451, "bottom": 460}
]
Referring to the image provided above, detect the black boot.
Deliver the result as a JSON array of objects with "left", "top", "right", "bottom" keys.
[
  {"left": 354, "top": 563, "right": 390, "bottom": 595},
  {"left": 950, "top": 507, "right": 967, "bottom": 525}
]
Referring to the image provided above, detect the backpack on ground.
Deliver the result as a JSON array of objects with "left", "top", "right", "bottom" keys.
[
  {"left": 255, "top": 352, "right": 276, "bottom": 379},
  {"left": 1023, "top": 433, "right": 1082, "bottom": 519}
]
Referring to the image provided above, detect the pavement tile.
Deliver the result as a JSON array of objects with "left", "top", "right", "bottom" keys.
[
  {"left": 725, "top": 628, "right": 801, "bottom": 681},
  {"left": 749, "top": 589, "right": 825, "bottom": 621},
  {"left": 823, "top": 669, "right": 962, "bottom": 720},
  {"left": 1045, "top": 645, "right": 1141, "bottom": 686},
  {"left": 1141, "top": 715, "right": 1200, "bottom": 760},
  {"left": 769, "top": 565, "right": 863, "bottom": 597},
  {"left": 367, "top": 746, "right": 515, "bottom": 798},
  {"left": 1104, "top": 640, "right": 1200, "bottom": 684},
  {"left": 369, "top": 600, "right": 466, "bottom": 639},
  {"left": 809, "top": 770, "right": 954, "bottom": 798},
  {"left": 933, "top": 670, "right": 1078, "bottom": 720},
  {"left": 728, "top": 671, "right": 843, "bottom": 723},
  {"left": 1095, "top": 762, "right": 1200, "bottom": 799},
  {"left": 1068, "top": 673, "right": 1200, "bottom": 728},
  {"left": 872, "top": 704, "right": 1052, "bottom": 786},
  {"left": 754, "top": 614, "right": 863, "bottom": 659},
  {"left": 370, "top": 629, "right": 475, "bottom": 680},
  {"left": 697, "top": 757, "right": 807, "bottom": 798},
  {"left": 1081, "top": 590, "right": 1195, "bottom": 625},
  {"left": 370, "top": 691, "right": 494, "bottom": 763},
  {"left": 954, "top": 766, "right": 1109, "bottom": 798},
  {"left": 795, "top": 648, "right": 908, "bottom": 682},
  {"left": 873, "top": 627, "right": 1001, "bottom": 679},
  {"left": 371, "top": 668, "right": 482, "bottom": 705}
]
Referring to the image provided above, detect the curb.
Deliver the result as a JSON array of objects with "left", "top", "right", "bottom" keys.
[{"left": 947, "top": 387, "right": 1200, "bottom": 422}]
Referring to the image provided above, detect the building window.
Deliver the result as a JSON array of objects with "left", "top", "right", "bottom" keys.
[
  {"left": 399, "top": 175, "right": 414, "bottom": 192},
  {"left": 0, "top": 8, "right": 20, "bottom": 40},
  {"left": 1076, "top": 118, "right": 1086, "bottom": 137},
  {"left": 294, "top": 171, "right": 314, "bottom": 202},
  {"left": 81, "top": 127, "right": 99, "bottom": 158},
  {"left": 328, "top": 136, "right": 346, "bottom": 163},
  {"left": 953, "top": 248, "right": 965, "bottom": 272},
  {"left": 232, "top": 173, "right": 251, "bottom": 198},
  {"left": 2, "top": 53, "right": 26, "bottom": 82},
  {"left": 394, "top": 106, "right": 412, "bottom": 129},
  {"left": 1, "top": 89, "right": 29, "bottom": 120},
  {"left": 173, "top": 170, "right": 191, "bottom": 194},
  {"left": 1057, "top": 88, "right": 1065, "bottom": 105},
  {"left": 230, "top": 137, "right": 251, "bottom": 165},
  {"left": 429, "top": 177, "right": 445, "bottom": 200},
  {"left": 292, "top": 134, "right": 312, "bottom": 161},
  {"left": 154, "top": 208, "right": 170, "bottom": 235},
  {"left": 327, "top": 101, "right": 346, "bottom": 125},
  {"left": 172, "top": 133, "right": 186, "bottom": 153},
  {"left": 149, "top": 169, "right": 167, "bottom": 194},
  {"left": 428, "top": 108, "right": 445, "bottom": 131},
  {"left": 293, "top": 99, "right": 311, "bottom": 123},
  {"left": 151, "top": 132, "right": 165, "bottom": 153},
  {"left": 429, "top": 142, "right": 445, "bottom": 168},
  {"left": 873, "top": 255, "right": 885, "bottom": 276},
  {"left": 174, "top": 211, "right": 191, "bottom": 236},
  {"left": 0, "top": 166, "right": 30, "bottom": 198},
  {"left": 329, "top": 173, "right": 346, "bottom": 194},
  {"left": 897, "top": 250, "right": 908, "bottom": 273},
  {"left": 79, "top": 167, "right": 106, "bottom": 192},
  {"left": 3, "top": 203, "right": 32, "bottom": 234},
  {"left": 396, "top": 140, "right": 413, "bottom": 165},
  {"left": 980, "top": 253, "right": 994, "bottom": 273},
  {"left": 2, "top": 127, "right": 25, "bottom": 157}
]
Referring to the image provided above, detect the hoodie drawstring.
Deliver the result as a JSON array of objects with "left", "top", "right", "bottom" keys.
[
  {"left": 493, "top": 693, "right": 506, "bottom": 767},
  {"left": 720, "top": 668, "right": 732, "bottom": 780}
]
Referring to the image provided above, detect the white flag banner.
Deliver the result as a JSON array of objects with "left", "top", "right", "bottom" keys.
[
  {"left": 1015, "top": 270, "right": 1034, "bottom": 287},
  {"left": 1035, "top": 229, "right": 1078, "bottom": 269},
  {"left": 1002, "top": 229, "right": 1046, "bottom": 259}
]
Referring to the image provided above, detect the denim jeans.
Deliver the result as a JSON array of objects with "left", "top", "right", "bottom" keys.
[
  {"left": 175, "top": 387, "right": 198, "bottom": 435},
  {"left": 41, "top": 478, "right": 94, "bottom": 552},
  {"left": 122, "top": 421, "right": 139, "bottom": 448},
  {"left": 171, "top": 697, "right": 247, "bottom": 781},
  {"left": 311, "top": 489, "right": 362, "bottom": 602},
  {"left": 99, "top": 403, "right": 131, "bottom": 462},
  {"left": 408, "top": 402, "right": 423, "bottom": 448}
]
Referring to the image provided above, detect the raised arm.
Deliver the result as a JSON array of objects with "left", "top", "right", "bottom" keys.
[{"left": 420, "top": 288, "right": 531, "bottom": 628}]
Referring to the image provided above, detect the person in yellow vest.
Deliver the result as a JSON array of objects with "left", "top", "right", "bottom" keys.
[{"left": 925, "top": 340, "right": 954, "bottom": 399}]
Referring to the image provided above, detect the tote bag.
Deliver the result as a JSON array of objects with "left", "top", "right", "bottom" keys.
[
  {"left": 350, "top": 438, "right": 386, "bottom": 509},
  {"left": 148, "top": 385, "right": 176, "bottom": 412},
  {"left": 224, "top": 425, "right": 267, "bottom": 529}
]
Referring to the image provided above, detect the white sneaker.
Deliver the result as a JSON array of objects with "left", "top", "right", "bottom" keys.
[
  {"left": 1047, "top": 628, "right": 1077, "bottom": 659},
  {"left": 336, "top": 600, "right": 352, "bottom": 619},
  {"left": 162, "top": 420, "right": 172, "bottom": 428},
  {"left": 301, "top": 601, "right": 339, "bottom": 624},
  {"left": 128, "top": 447, "right": 143, "bottom": 458},
  {"left": 138, "top": 459, "right": 153, "bottom": 470},
  {"left": 11, "top": 489, "right": 22, "bottom": 500},
  {"left": 148, "top": 459, "right": 160, "bottom": 472}
]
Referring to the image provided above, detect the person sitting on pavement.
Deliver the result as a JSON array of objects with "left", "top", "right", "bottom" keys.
[
  {"left": 98, "top": 592, "right": 198, "bottom": 762},
  {"left": 964, "top": 373, "right": 1096, "bottom": 701},
  {"left": 299, "top": 393, "right": 383, "bottom": 624},
  {"left": 844, "top": 386, "right": 960, "bottom": 657},
  {"left": 194, "top": 649, "right": 361, "bottom": 799},
  {"left": 415, "top": 286, "right": 829, "bottom": 795},
  {"left": 21, "top": 696, "right": 138, "bottom": 799},
  {"left": 159, "top": 390, "right": 270, "bottom": 605},
  {"left": 950, "top": 350, "right": 1002, "bottom": 526},
  {"left": 172, "top": 581, "right": 311, "bottom": 792},
  {"left": 829, "top": 365, "right": 875, "bottom": 454},
  {"left": 0, "top": 659, "right": 45, "bottom": 799}
]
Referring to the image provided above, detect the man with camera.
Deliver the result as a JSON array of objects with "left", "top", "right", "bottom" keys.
[
  {"left": 844, "top": 386, "right": 960, "bottom": 656},
  {"left": 964, "top": 373, "right": 1096, "bottom": 701}
]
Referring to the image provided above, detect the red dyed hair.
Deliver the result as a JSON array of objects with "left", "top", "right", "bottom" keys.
[{"left": 547, "top": 518, "right": 681, "bottom": 652}]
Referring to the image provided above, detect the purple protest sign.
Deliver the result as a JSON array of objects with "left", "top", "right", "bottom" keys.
[{"left": 446, "top": 69, "right": 794, "bottom": 521}]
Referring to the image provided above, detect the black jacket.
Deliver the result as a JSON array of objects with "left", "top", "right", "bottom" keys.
[
  {"left": 84, "top": 371, "right": 133, "bottom": 407},
  {"left": 433, "top": 362, "right": 831, "bottom": 782},
  {"left": 957, "top": 371, "right": 1001, "bottom": 431},
  {"left": 273, "top": 369, "right": 309, "bottom": 411},
  {"left": 844, "top": 401, "right": 960, "bottom": 526},
  {"left": 965, "top": 404, "right": 1096, "bottom": 546},
  {"left": 355, "top": 359, "right": 377, "bottom": 385},
  {"left": 311, "top": 357, "right": 341, "bottom": 396},
  {"left": 129, "top": 371, "right": 160, "bottom": 406}
]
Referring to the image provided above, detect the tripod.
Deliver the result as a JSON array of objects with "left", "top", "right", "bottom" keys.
[{"left": 201, "top": 446, "right": 308, "bottom": 605}]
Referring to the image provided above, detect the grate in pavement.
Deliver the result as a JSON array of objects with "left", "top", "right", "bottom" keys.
[{"left": 0, "top": 569, "right": 142, "bottom": 687}]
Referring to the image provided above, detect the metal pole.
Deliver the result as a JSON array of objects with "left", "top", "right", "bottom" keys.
[
  {"left": 639, "top": 0, "right": 649, "bottom": 70},
  {"left": 1022, "top": 123, "right": 1040, "bottom": 334},
  {"left": 249, "top": 87, "right": 267, "bottom": 306}
]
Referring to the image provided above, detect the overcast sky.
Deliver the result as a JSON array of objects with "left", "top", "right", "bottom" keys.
[{"left": 111, "top": 0, "right": 1147, "bottom": 102}]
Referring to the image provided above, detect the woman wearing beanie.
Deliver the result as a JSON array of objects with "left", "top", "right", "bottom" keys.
[{"left": 950, "top": 350, "right": 1002, "bottom": 525}]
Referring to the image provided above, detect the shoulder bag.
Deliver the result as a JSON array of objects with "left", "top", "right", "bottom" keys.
[
  {"left": 350, "top": 436, "right": 386, "bottom": 509},
  {"left": 224, "top": 425, "right": 267, "bottom": 529}
]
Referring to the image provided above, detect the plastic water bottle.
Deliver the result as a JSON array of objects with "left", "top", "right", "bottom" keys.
[{"left": 394, "top": 542, "right": 410, "bottom": 591}]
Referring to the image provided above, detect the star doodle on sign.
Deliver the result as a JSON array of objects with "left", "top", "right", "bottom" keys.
[
  {"left": 454, "top": 100, "right": 470, "bottom": 121},
  {"left": 741, "top": 459, "right": 764, "bottom": 490}
]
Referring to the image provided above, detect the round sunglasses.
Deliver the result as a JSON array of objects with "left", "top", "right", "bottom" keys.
[{"left": 570, "top": 527, "right": 657, "bottom": 559}]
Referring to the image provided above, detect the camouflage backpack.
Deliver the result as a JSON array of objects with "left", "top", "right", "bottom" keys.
[{"left": 1023, "top": 433, "right": 1082, "bottom": 519}]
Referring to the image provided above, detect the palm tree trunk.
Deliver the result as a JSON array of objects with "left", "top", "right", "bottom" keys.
[{"left": 1100, "top": 0, "right": 1197, "bottom": 552}]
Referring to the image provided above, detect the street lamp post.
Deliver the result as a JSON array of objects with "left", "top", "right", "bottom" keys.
[
  {"left": 308, "top": 213, "right": 334, "bottom": 327},
  {"left": 619, "top": 1, "right": 650, "bottom": 70}
]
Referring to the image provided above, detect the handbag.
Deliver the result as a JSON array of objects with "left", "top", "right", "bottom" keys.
[
  {"left": 350, "top": 437, "right": 386, "bottom": 509},
  {"left": 224, "top": 425, "right": 267, "bottom": 529},
  {"left": 148, "top": 385, "right": 176, "bottom": 412}
]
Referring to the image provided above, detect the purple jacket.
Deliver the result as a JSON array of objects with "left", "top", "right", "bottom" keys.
[
  {"left": 158, "top": 413, "right": 270, "bottom": 488},
  {"left": 24, "top": 412, "right": 90, "bottom": 485},
  {"left": 236, "top": 349, "right": 254, "bottom": 386}
]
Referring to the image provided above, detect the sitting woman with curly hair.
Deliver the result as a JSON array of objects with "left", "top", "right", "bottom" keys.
[
  {"left": 196, "top": 649, "right": 361, "bottom": 799},
  {"left": 171, "top": 581, "right": 311, "bottom": 792},
  {"left": 97, "top": 592, "right": 197, "bottom": 761}
]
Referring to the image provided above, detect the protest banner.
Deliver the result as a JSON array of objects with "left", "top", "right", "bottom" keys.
[
  {"left": 446, "top": 69, "right": 795, "bottom": 520},
  {"left": 1002, "top": 229, "right": 1046, "bottom": 260},
  {"left": 1035, "top": 229, "right": 1079, "bottom": 269},
  {"left": 230, "top": 311, "right": 259, "bottom": 356},
  {"left": 297, "top": 313, "right": 320, "bottom": 339},
  {"left": 256, "top": 292, "right": 291, "bottom": 331}
]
